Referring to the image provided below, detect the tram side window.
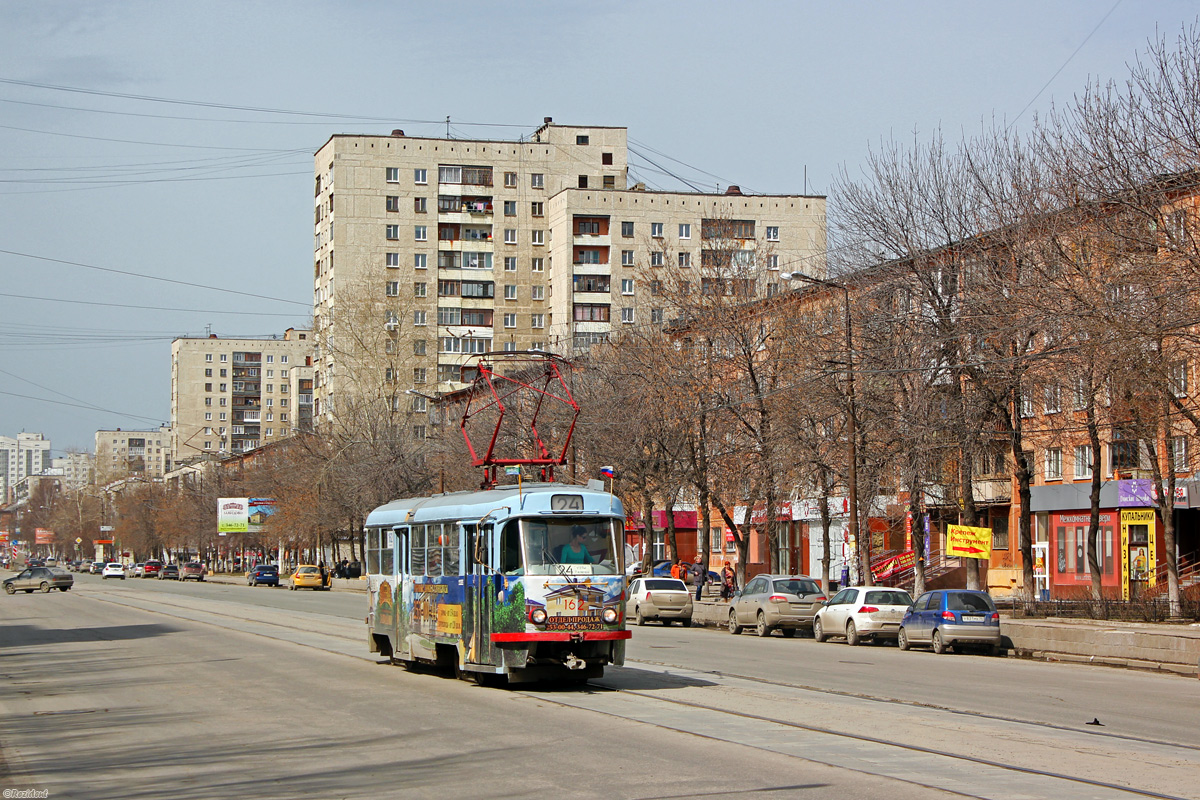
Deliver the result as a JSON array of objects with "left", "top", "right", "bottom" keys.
[
  {"left": 427, "top": 522, "right": 445, "bottom": 577},
  {"left": 367, "top": 528, "right": 381, "bottom": 574},
  {"left": 411, "top": 524, "right": 426, "bottom": 576},
  {"left": 381, "top": 529, "right": 394, "bottom": 574},
  {"left": 443, "top": 525, "right": 461, "bottom": 575},
  {"left": 500, "top": 521, "right": 522, "bottom": 574}
]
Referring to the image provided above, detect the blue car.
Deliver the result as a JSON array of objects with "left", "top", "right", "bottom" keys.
[
  {"left": 649, "top": 560, "right": 722, "bottom": 585},
  {"left": 898, "top": 589, "right": 1003, "bottom": 655},
  {"left": 247, "top": 564, "right": 280, "bottom": 587}
]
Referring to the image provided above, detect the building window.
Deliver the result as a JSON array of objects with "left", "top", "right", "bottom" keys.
[
  {"left": 504, "top": 229, "right": 517, "bottom": 244},
  {"left": 386, "top": 281, "right": 399, "bottom": 297},
  {"left": 531, "top": 314, "right": 544, "bottom": 329},
  {"left": 413, "top": 367, "right": 427, "bottom": 384},
  {"left": 1111, "top": 430, "right": 1139, "bottom": 473},
  {"left": 205, "top": 383, "right": 212, "bottom": 392},
  {"left": 206, "top": 354, "right": 213, "bottom": 362},
  {"left": 531, "top": 173, "right": 544, "bottom": 189},
  {"left": 205, "top": 369, "right": 212, "bottom": 377},
  {"left": 621, "top": 250, "right": 635, "bottom": 266},
  {"left": 1171, "top": 436, "right": 1189, "bottom": 472},
  {"left": 504, "top": 313, "right": 517, "bottom": 328},
  {"left": 651, "top": 308, "right": 664, "bottom": 324},
  {"left": 1071, "top": 444, "right": 1090, "bottom": 477},
  {"left": 504, "top": 256, "right": 517, "bottom": 272},
  {"left": 531, "top": 230, "right": 544, "bottom": 245},
  {"left": 413, "top": 282, "right": 427, "bottom": 298},
  {"left": 678, "top": 251, "right": 692, "bottom": 268},
  {"left": 205, "top": 412, "right": 212, "bottom": 421},
  {"left": 531, "top": 202, "right": 544, "bottom": 217},
  {"left": 504, "top": 171, "right": 517, "bottom": 188},
  {"left": 414, "top": 339, "right": 426, "bottom": 356},
  {"left": 651, "top": 222, "right": 664, "bottom": 238},
  {"left": 603, "top": 175, "right": 615, "bottom": 189},
  {"left": 531, "top": 286, "right": 544, "bottom": 301},
  {"left": 414, "top": 168, "right": 428, "bottom": 184},
  {"left": 205, "top": 398, "right": 212, "bottom": 406},
  {"left": 504, "top": 284, "right": 517, "bottom": 300},
  {"left": 650, "top": 251, "right": 664, "bottom": 267},
  {"left": 1170, "top": 361, "right": 1188, "bottom": 397},
  {"left": 1020, "top": 394, "right": 1034, "bottom": 418},
  {"left": 679, "top": 223, "right": 691, "bottom": 239},
  {"left": 767, "top": 254, "right": 779, "bottom": 270},
  {"left": 504, "top": 200, "right": 517, "bottom": 216},
  {"left": 602, "top": 152, "right": 614, "bottom": 165},
  {"left": 386, "top": 252, "right": 400, "bottom": 268},
  {"left": 386, "top": 167, "right": 399, "bottom": 183},
  {"left": 414, "top": 253, "right": 427, "bottom": 270},
  {"left": 621, "top": 278, "right": 634, "bottom": 295},
  {"left": 414, "top": 197, "right": 427, "bottom": 213},
  {"left": 1045, "top": 448, "right": 1063, "bottom": 480},
  {"left": 766, "top": 226, "right": 779, "bottom": 241},
  {"left": 621, "top": 307, "right": 634, "bottom": 323},
  {"left": 1044, "top": 384, "right": 1061, "bottom": 414},
  {"left": 531, "top": 258, "right": 544, "bottom": 272},
  {"left": 576, "top": 135, "right": 589, "bottom": 145},
  {"left": 219, "top": 384, "right": 227, "bottom": 392},
  {"left": 413, "top": 310, "right": 427, "bottom": 326},
  {"left": 386, "top": 225, "right": 399, "bottom": 240},
  {"left": 414, "top": 226, "right": 427, "bottom": 241},
  {"left": 412, "top": 396, "right": 427, "bottom": 413},
  {"left": 650, "top": 280, "right": 662, "bottom": 296},
  {"left": 386, "top": 195, "right": 400, "bottom": 212},
  {"left": 621, "top": 221, "right": 634, "bottom": 237}
]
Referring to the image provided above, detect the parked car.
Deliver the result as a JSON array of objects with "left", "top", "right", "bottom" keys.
[
  {"left": 130, "top": 563, "right": 146, "bottom": 578},
  {"left": 142, "top": 560, "right": 163, "bottom": 578},
  {"left": 814, "top": 586, "right": 913, "bottom": 645},
  {"left": 180, "top": 562, "right": 205, "bottom": 582},
  {"left": 898, "top": 589, "right": 1003, "bottom": 655},
  {"left": 728, "top": 574, "right": 827, "bottom": 637},
  {"left": 247, "top": 564, "right": 280, "bottom": 587},
  {"left": 89, "top": 561, "right": 106, "bottom": 574},
  {"left": 158, "top": 564, "right": 180, "bottom": 580},
  {"left": 625, "top": 577, "right": 693, "bottom": 625},
  {"left": 5, "top": 566, "right": 74, "bottom": 593},
  {"left": 646, "top": 559, "right": 722, "bottom": 585},
  {"left": 101, "top": 562, "right": 126, "bottom": 580}
]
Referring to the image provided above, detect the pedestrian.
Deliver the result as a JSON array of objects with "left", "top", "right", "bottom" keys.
[
  {"left": 670, "top": 561, "right": 681, "bottom": 580},
  {"left": 318, "top": 561, "right": 328, "bottom": 588},
  {"left": 693, "top": 558, "right": 706, "bottom": 601},
  {"left": 721, "top": 561, "right": 737, "bottom": 600}
]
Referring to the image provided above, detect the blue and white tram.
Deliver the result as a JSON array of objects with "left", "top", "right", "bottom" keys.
[{"left": 364, "top": 482, "right": 629, "bottom": 683}]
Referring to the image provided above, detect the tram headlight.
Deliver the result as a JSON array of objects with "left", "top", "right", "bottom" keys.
[
  {"left": 602, "top": 607, "right": 619, "bottom": 624},
  {"left": 530, "top": 608, "right": 548, "bottom": 625}
]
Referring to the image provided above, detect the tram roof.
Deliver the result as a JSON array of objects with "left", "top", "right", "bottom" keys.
[{"left": 365, "top": 482, "right": 622, "bottom": 527}]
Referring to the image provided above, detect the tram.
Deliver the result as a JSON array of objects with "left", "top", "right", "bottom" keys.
[{"left": 364, "top": 481, "right": 629, "bottom": 683}]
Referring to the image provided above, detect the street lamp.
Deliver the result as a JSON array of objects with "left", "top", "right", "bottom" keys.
[{"left": 780, "top": 271, "right": 863, "bottom": 585}]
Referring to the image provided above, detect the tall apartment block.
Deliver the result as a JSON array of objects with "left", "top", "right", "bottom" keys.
[
  {"left": 0, "top": 432, "right": 51, "bottom": 503},
  {"left": 170, "top": 329, "right": 314, "bottom": 462},
  {"left": 310, "top": 120, "right": 825, "bottom": 435},
  {"left": 94, "top": 426, "right": 173, "bottom": 485},
  {"left": 547, "top": 188, "right": 826, "bottom": 353},
  {"left": 51, "top": 452, "right": 93, "bottom": 492}
]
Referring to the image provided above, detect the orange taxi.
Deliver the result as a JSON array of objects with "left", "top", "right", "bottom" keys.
[{"left": 290, "top": 565, "right": 330, "bottom": 591}]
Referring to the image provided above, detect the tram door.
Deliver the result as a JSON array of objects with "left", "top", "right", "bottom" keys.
[
  {"left": 393, "top": 526, "right": 410, "bottom": 659},
  {"left": 467, "top": 522, "right": 497, "bottom": 666}
]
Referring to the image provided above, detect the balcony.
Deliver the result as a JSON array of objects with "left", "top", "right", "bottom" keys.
[
  {"left": 973, "top": 477, "right": 1012, "bottom": 505},
  {"left": 573, "top": 234, "right": 611, "bottom": 247}
]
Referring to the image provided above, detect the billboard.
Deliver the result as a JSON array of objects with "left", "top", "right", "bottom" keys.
[
  {"left": 218, "top": 497, "right": 276, "bottom": 534},
  {"left": 946, "top": 524, "right": 992, "bottom": 560},
  {"left": 35, "top": 529, "right": 55, "bottom": 544},
  {"left": 218, "top": 498, "right": 249, "bottom": 533}
]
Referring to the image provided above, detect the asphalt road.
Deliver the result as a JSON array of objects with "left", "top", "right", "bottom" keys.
[{"left": 1, "top": 573, "right": 1197, "bottom": 800}]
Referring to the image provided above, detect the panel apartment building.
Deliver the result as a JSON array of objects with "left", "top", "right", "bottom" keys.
[
  {"left": 0, "top": 432, "right": 52, "bottom": 504},
  {"left": 170, "top": 330, "right": 314, "bottom": 462},
  {"left": 94, "top": 426, "right": 173, "bottom": 485},
  {"left": 311, "top": 120, "right": 824, "bottom": 436}
]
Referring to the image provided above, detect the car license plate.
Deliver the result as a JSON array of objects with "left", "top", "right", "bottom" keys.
[{"left": 961, "top": 614, "right": 985, "bottom": 622}]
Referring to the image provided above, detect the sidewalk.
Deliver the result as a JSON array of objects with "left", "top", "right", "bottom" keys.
[{"left": 689, "top": 597, "right": 1200, "bottom": 677}]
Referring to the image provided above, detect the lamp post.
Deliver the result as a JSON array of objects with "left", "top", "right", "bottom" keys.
[{"left": 780, "top": 271, "right": 863, "bottom": 585}]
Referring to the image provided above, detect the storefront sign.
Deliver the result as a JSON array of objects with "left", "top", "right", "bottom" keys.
[
  {"left": 872, "top": 550, "right": 915, "bottom": 580},
  {"left": 1118, "top": 479, "right": 1187, "bottom": 507},
  {"left": 946, "top": 525, "right": 992, "bottom": 560}
]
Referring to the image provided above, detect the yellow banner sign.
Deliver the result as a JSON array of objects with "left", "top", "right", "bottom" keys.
[
  {"left": 437, "top": 604, "right": 462, "bottom": 636},
  {"left": 946, "top": 525, "right": 992, "bottom": 560}
]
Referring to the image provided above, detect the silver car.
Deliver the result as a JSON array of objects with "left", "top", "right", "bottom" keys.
[
  {"left": 814, "top": 586, "right": 912, "bottom": 645},
  {"left": 728, "top": 574, "right": 826, "bottom": 637},
  {"left": 4, "top": 566, "right": 74, "bottom": 594},
  {"left": 625, "top": 577, "right": 693, "bottom": 626}
]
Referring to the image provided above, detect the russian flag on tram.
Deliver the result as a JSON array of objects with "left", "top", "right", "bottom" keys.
[{"left": 600, "top": 466, "right": 614, "bottom": 478}]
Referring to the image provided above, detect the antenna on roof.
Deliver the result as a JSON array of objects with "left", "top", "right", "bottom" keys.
[{"left": 446, "top": 116, "right": 450, "bottom": 138}]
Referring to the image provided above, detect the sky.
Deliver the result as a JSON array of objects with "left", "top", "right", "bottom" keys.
[{"left": 0, "top": 0, "right": 1196, "bottom": 455}]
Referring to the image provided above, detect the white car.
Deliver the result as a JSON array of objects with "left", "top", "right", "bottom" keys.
[
  {"left": 625, "top": 577, "right": 693, "bottom": 626},
  {"left": 101, "top": 562, "right": 126, "bottom": 580},
  {"left": 813, "top": 586, "right": 913, "bottom": 645}
]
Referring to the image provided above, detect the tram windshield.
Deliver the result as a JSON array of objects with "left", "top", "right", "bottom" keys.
[{"left": 521, "top": 518, "right": 622, "bottom": 576}]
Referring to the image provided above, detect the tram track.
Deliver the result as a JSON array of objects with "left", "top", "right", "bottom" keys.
[{"left": 80, "top": 586, "right": 1199, "bottom": 800}]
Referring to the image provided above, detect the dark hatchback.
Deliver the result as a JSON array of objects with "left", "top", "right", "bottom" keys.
[
  {"left": 158, "top": 564, "right": 181, "bottom": 580},
  {"left": 4, "top": 566, "right": 74, "bottom": 594},
  {"left": 247, "top": 564, "right": 280, "bottom": 587},
  {"left": 898, "top": 589, "right": 1003, "bottom": 655}
]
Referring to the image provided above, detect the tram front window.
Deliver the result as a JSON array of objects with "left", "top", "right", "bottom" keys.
[{"left": 522, "top": 518, "right": 621, "bottom": 576}]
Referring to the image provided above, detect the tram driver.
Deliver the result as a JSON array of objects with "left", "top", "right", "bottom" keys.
[{"left": 558, "top": 525, "right": 594, "bottom": 564}]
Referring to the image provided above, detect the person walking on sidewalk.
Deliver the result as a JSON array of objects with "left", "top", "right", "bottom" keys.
[
  {"left": 693, "top": 558, "right": 706, "bottom": 601},
  {"left": 720, "top": 561, "right": 737, "bottom": 600}
]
